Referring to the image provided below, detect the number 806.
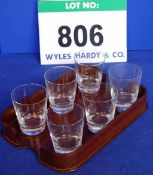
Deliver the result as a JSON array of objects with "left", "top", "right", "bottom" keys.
[{"left": 58, "top": 24, "right": 103, "bottom": 47}]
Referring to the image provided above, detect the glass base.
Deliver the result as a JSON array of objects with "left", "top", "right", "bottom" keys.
[
  {"left": 78, "top": 86, "right": 100, "bottom": 94},
  {"left": 20, "top": 125, "right": 45, "bottom": 136},
  {"left": 54, "top": 143, "right": 81, "bottom": 154},
  {"left": 51, "top": 104, "right": 74, "bottom": 114},
  {"left": 116, "top": 104, "right": 132, "bottom": 113},
  {"left": 88, "top": 124, "right": 106, "bottom": 134}
]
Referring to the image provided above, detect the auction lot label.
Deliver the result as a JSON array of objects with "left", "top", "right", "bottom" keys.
[{"left": 38, "top": 0, "right": 127, "bottom": 65}]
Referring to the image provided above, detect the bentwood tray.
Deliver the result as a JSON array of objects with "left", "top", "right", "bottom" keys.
[{"left": 1, "top": 74, "right": 147, "bottom": 172}]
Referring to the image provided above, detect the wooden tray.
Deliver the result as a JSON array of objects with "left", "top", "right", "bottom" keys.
[{"left": 1, "top": 75, "right": 147, "bottom": 172}]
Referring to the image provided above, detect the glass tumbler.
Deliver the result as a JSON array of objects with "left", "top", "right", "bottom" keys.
[
  {"left": 47, "top": 103, "right": 84, "bottom": 154},
  {"left": 11, "top": 83, "right": 47, "bottom": 136},
  {"left": 108, "top": 63, "right": 142, "bottom": 112},
  {"left": 82, "top": 83, "right": 117, "bottom": 133},
  {"left": 44, "top": 66, "right": 77, "bottom": 114},
  {"left": 74, "top": 50, "right": 105, "bottom": 93}
]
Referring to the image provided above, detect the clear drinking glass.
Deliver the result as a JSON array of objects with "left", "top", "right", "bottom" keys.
[
  {"left": 74, "top": 50, "right": 105, "bottom": 93},
  {"left": 44, "top": 66, "right": 77, "bottom": 114},
  {"left": 11, "top": 83, "right": 47, "bottom": 136},
  {"left": 108, "top": 63, "right": 142, "bottom": 112},
  {"left": 82, "top": 83, "right": 117, "bottom": 133},
  {"left": 47, "top": 103, "right": 84, "bottom": 154}
]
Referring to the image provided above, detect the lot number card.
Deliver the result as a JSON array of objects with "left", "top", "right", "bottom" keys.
[{"left": 38, "top": 0, "right": 127, "bottom": 65}]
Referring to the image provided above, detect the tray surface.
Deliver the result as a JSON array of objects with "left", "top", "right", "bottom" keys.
[{"left": 1, "top": 74, "right": 147, "bottom": 172}]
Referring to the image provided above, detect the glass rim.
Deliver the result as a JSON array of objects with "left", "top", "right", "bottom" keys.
[
  {"left": 108, "top": 62, "right": 142, "bottom": 80},
  {"left": 44, "top": 66, "right": 76, "bottom": 85},
  {"left": 75, "top": 61, "right": 104, "bottom": 67},
  {"left": 82, "top": 82, "right": 116, "bottom": 103},
  {"left": 11, "top": 83, "right": 47, "bottom": 106},
  {"left": 82, "top": 94, "right": 116, "bottom": 103},
  {"left": 74, "top": 49, "right": 105, "bottom": 65},
  {"left": 47, "top": 103, "right": 84, "bottom": 126}
]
